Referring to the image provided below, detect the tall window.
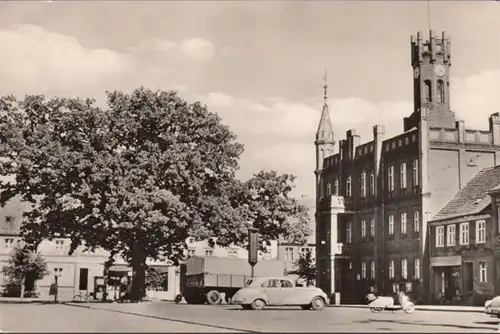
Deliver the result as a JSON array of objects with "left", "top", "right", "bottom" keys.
[
  {"left": 388, "top": 215, "right": 394, "bottom": 235},
  {"left": 54, "top": 268, "right": 63, "bottom": 278},
  {"left": 476, "top": 220, "right": 486, "bottom": 244},
  {"left": 479, "top": 262, "right": 487, "bottom": 283},
  {"left": 400, "top": 212, "right": 407, "bottom": 235},
  {"left": 370, "top": 261, "right": 375, "bottom": 279},
  {"left": 412, "top": 159, "right": 419, "bottom": 187},
  {"left": 334, "top": 178, "right": 339, "bottom": 195},
  {"left": 55, "top": 240, "right": 64, "bottom": 250},
  {"left": 360, "top": 171, "right": 367, "bottom": 198},
  {"left": 447, "top": 225, "right": 456, "bottom": 246},
  {"left": 388, "top": 260, "right": 395, "bottom": 279},
  {"left": 424, "top": 80, "right": 432, "bottom": 102},
  {"left": 346, "top": 176, "right": 352, "bottom": 197},
  {"left": 388, "top": 165, "right": 395, "bottom": 192},
  {"left": 437, "top": 80, "right": 445, "bottom": 103},
  {"left": 361, "top": 220, "right": 366, "bottom": 238},
  {"left": 400, "top": 162, "right": 407, "bottom": 189},
  {"left": 327, "top": 182, "right": 332, "bottom": 196},
  {"left": 370, "top": 218, "right": 375, "bottom": 237},
  {"left": 414, "top": 259, "right": 420, "bottom": 280},
  {"left": 370, "top": 172, "right": 375, "bottom": 196},
  {"left": 346, "top": 221, "right": 352, "bottom": 244},
  {"left": 401, "top": 259, "right": 408, "bottom": 279},
  {"left": 285, "top": 247, "right": 294, "bottom": 261},
  {"left": 4, "top": 238, "right": 14, "bottom": 249},
  {"left": 435, "top": 226, "right": 444, "bottom": 247},
  {"left": 361, "top": 262, "right": 367, "bottom": 279},
  {"left": 460, "top": 222, "right": 470, "bottom": 245},
  {"left": 413, "top": 210, "right": 420, "bottom": 232}
]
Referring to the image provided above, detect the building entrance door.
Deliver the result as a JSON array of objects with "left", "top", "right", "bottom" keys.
[{"left": 463, "top": 262, "right": 473, "bottom": 299}]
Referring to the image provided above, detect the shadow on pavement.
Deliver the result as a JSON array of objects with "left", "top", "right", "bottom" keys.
[
  {"left": 355, "top": 318, "right": 496, "bottom": 331},
  {"left": 226, "top": 307, "right": 306, "bottom": 312},
  {"left": 63, "top": 303, "right": 258, "bottom": 333},
  {"left": 475, "top": 321, "right": 500, "bottom": 326}
]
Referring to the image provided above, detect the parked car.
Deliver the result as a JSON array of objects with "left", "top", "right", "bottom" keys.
[
  {"left": 231, "top": 276, "right": 329, "bottom": 311},
  {"left": 485, "top": 298, "right": 497, "bottom": 316}
]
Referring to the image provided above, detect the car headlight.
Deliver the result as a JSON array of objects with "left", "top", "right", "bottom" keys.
[{"left": 485, "top": 300, "right": 492, "bottom": 308}]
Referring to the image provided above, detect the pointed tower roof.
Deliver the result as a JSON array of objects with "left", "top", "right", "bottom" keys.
[{"left": 315, "top": 71, "right": 335, "bottom": 143}]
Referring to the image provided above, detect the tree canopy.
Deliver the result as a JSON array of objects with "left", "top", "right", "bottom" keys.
[{"left": 0, "top": 88, "right": 311, "bottom": 300}]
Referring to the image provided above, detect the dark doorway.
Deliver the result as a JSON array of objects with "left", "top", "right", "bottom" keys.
[
  {"left": 79, "top": 268, "right": 89, "bottom": 291},
  {"left": 463, "top": 262, "right": 473, "bottom": 294}
]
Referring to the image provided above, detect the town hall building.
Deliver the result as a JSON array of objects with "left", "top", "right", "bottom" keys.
[{"left": 314, "top": 30, "right": 500, "bottom": 304}]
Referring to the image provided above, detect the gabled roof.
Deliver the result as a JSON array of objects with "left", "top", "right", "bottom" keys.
[{"left": 432, "top": 166, "right": 500, "bottom": 222}]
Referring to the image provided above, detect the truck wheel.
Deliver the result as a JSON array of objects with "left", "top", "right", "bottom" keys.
[{"left": 206, "top": 290, "right": 222, "bottom": 305}]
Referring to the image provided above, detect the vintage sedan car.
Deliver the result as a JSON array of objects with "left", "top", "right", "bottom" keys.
[
  {"left": 231, "top": 276, "right": 329, "bottom": 311},
  {"left": 484, "top": 297, "right": 500, "bottom": 317}
]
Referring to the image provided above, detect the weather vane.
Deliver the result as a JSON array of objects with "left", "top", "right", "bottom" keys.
[{"left": 322, "top": 70, "right": 328, "bottom": 104}]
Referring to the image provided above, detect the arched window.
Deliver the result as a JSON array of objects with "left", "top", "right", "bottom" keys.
[
  {"left": 437, "top": 80, "right": 445, "bottom": 103},
  {"left": 346, "top": 175, "right": 352, "bottom": 197},
  {"left": 334, "top": 178, "right": 339, "bottom": 195},
  {"left": 320, "top": 149, "right": 325, "bottom": 163},
  {"left": 424, "top": 80, "right": 432, "bottom": 102}
]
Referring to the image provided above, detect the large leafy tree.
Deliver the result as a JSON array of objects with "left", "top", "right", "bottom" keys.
[
  {"left": 1, "top": 244, "right": 49, "bottom": 298},
  {"left": 0, "top": 88, "right": 311, "bottom": 301}
]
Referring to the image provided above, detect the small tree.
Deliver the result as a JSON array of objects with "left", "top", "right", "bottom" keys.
[
  {"left": 1, "top": 244, "right": 49, "bottom": 298},
  {"left": 288, "top": 251, "right": 316, "bottom": 287}
]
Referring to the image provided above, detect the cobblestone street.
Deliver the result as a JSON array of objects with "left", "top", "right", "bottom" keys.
[{"left": 0, "top": 302, "right": 499, "bottom": 333}]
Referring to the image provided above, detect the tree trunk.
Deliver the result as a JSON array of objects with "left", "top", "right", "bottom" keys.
[
  {"left": 20, "top": 276, "right": 25, "bottom": 299},
  {"left": 130, "top": 256, "right": 147, "bottom": 302}
]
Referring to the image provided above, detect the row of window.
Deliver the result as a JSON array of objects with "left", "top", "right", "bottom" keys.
[
  {"left": 345, "top": 210, "right": 421, "bottom": 243},
  {"left": 387, "top": 159, "right": 419, "bottom": 192},
  {"left": 3, "top": 238, "right": 65, "bottom": 251},
  {"left": 359, "top": 258, "right": 421, "bottom": 281},
  {"left": 325, "top": 158, "right": 419, "bottom": 198},
  {"left": 284, "top": 247, "right": 314, "bottom": 262},
  {"left": 435, "top": 220, "right": 485, "bottom": 247},
  {"left": 388, "top": 258, "right": 421, "bottom": 280}
]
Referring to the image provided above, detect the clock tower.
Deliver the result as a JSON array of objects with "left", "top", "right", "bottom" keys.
[{"left": 410, "top": 30, "right": 456, "bottom": 129}]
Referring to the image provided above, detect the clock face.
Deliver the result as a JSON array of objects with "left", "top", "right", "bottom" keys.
[
  {"left": 413, "top": 67, "right": 420, "bottom": 79},
  {"left": 434, "top": 65, "right": 446, "bottom": 77}
]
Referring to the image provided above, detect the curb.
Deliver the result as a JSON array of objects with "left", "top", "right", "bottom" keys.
[{"left": 327, "top": 304, "right": 483, "bottom": 313}]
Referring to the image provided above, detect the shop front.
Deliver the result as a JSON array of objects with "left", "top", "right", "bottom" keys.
[{"left": 430, "top": 255, "right": 462, "bottom": 304}]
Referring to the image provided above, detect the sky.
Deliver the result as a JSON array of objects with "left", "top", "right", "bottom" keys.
[{"left": 0, "top": 0, "right": 499, "bottom": 200}]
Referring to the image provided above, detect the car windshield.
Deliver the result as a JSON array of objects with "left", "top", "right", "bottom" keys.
[{"left": 244, "top": 280, "right": 253, "bottom": 287}]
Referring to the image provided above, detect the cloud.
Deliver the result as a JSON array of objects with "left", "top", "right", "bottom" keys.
[
  {"left": 0, "top": 25, "right": 136, "bottom": 94},
  {"left": 200, "top": 69, "right": 500, "bottom": 198},
  {"left": 179, "top": 38, "right": 215, "bottom": 61},
  {"left": 0, "top": 25, "right": 217, "bottom": 97}
]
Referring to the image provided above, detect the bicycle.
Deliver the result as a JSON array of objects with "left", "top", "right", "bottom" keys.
[{"left": 73, "top": 291, "right": 94, "bottom": 302}]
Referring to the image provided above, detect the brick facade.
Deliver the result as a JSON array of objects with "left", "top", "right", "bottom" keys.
[{"left": 315, "top": 31, "right": 500, "bottom": 304}]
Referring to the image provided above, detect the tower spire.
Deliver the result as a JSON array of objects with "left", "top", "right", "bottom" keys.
[{"left": 322, "top": 70, "right": 328, "bottom": 104}]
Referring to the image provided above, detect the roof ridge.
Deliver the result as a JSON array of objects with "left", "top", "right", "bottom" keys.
[{"left": 433, "top": 166, "right": 500, "bottom": 221}]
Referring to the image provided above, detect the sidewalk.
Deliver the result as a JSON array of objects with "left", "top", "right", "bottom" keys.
[{"left": 327, "top": 303, "right": 484, "bottom": 313}]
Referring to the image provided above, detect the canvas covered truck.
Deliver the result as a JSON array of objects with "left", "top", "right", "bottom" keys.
[{"left": 179, "top": 256, "right": 286, "bottom": 305}]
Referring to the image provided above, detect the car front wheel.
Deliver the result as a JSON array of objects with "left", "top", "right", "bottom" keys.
[
  {"left": 310, "top": 297, "right": 325, "bottom": 311},
  {"left": 251, "top": 299, "right": 266, "bottom": 310}
]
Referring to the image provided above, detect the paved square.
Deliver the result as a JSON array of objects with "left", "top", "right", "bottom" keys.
[{"left": 0, "top": 302, "right": 499, "bottom": 333}]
